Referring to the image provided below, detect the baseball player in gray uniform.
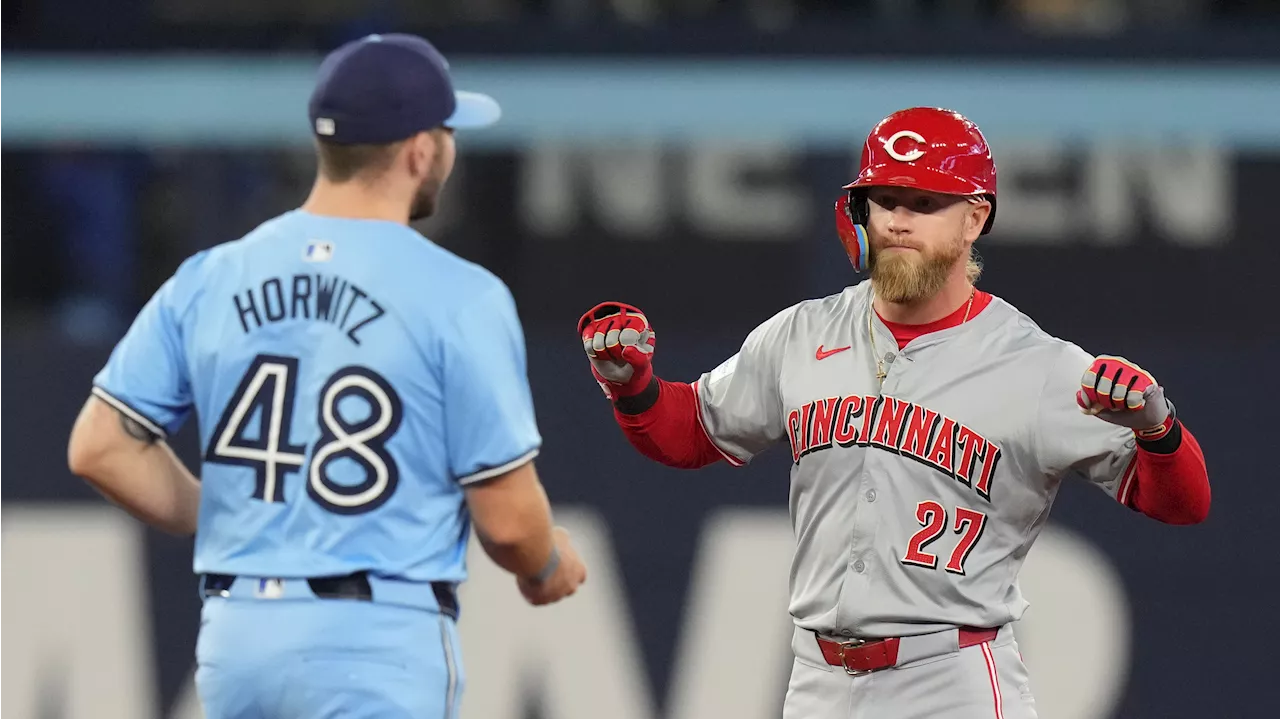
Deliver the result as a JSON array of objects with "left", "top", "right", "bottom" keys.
[{"left": 576, "top": 107, "right": 1212, "bottom": 719}]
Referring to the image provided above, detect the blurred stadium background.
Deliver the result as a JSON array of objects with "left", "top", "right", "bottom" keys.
[{"left": 4, "top": 1, "right": 1280, "bottom": 717}]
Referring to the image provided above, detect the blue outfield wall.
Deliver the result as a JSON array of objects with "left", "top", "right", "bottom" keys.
[{"left": 5, "top": 56, "right": 1280, "bottom": 148}]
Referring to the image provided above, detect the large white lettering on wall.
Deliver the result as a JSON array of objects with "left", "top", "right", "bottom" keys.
[
  {"left": 2, "top": 507, "right": 161, "bottom": 719},
  {"left": 986, "top": 141, "right": 1231, "bottom": 247},
  {"left": 510, "top": 142, "right": 1231, "bottom": 247},
  {"left": 518, "top": 143, "right": 808, "bottom": 240},
  {"left": 2, "top": 505, "right": 1129, "bottom": 719}
]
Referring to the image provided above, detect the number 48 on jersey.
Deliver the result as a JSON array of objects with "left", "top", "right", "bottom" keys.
[{"left": 205, "top": 354, "right": 404, "bottom": 515}]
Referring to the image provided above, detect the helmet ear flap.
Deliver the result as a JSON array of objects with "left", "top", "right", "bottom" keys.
[{"left": 834, "top": 192, "right": 870, "bottom": 273}]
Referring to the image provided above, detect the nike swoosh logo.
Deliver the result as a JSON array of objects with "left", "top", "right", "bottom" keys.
[{"left": 815, "top": 345, "right": 852, "bottom": 360}]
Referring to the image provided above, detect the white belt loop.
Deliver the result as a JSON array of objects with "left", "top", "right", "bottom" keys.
[{"left": 894, "top": 627, "right": 962, "bottom": 666}]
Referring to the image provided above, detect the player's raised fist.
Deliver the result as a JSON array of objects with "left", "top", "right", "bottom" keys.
[
  {"left": 577, "top": 301, "right": 656, "bottom": 399},
  {"left": 1077, "top": 355, "right": 1173, "bottom": 439}
]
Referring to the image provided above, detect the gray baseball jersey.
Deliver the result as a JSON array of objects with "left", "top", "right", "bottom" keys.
[{"left": 696, "top": 280, "right": 1136, "bottom": 638}]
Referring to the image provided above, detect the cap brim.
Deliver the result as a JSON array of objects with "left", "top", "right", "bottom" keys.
[
  {"left": 444, "top": 91, "right": 501, "bottom": 130},
  {"left": 843, "top": 164, "right": 988, "bottom": 196}
]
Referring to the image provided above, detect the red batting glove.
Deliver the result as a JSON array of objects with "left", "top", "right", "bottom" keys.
[
  {"left": 577, "top": 302, "right": 656, "bottom": 400},
  {"left": 1077, "top": 355, "right": 1174, "bottom": 441}
]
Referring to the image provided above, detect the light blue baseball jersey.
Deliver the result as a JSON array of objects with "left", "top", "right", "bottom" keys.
[{"left": 92, "top": 209, "right": 541, "bottom": 583}]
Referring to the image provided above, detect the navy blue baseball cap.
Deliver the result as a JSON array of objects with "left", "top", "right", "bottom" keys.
[{"left": 308, "top": 33, "right": 501, "bottom": 144}]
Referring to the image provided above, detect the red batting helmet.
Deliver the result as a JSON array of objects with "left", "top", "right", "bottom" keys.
[{"left": 835, "top": 107, "right": 997, "bottom": 272}]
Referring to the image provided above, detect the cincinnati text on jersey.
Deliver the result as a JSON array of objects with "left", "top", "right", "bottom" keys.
[
  {"left": 786, "top": 395, "right": 1002, "bottom": 502},
  {"left": 232, "top": 273, "right": 388, "bottom": 346}
]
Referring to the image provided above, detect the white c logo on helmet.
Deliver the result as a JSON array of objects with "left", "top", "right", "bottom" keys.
[{"left": 883, "top": 130, "right": 927, "bottom": 162}]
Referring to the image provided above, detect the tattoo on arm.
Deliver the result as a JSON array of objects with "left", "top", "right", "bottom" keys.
[{"left": 119, "top": 412, "right": 160, "bottom": 444}]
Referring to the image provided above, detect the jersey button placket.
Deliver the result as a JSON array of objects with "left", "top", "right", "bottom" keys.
[
  {"left": 870, "top": 310, "right": 900, "bottom": 391},
  {"left": 879, "top": 352, "right": 901, "bottom": 392},
  {"left": 837, "top": 454, "right": 883, "bottom": 628}
]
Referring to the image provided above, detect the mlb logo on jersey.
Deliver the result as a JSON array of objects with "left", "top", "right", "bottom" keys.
[
  {"left": 304, "top": 241, "right": 335, "bottom": 262},
  {"left": 255, "top": 578, "right": 286, "bottom": 599}
]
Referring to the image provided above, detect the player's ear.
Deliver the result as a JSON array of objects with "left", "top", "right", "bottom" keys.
[
  {"left": 406, "top": 131, "right": 434, "bottom": 179},
  {"left": 966, "top": 200, "right": 992, "bottom": 241}
]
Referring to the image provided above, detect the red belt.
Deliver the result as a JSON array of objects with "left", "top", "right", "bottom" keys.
[{"left": 816, "top": 627, "right": 1000, "bottom": 676}]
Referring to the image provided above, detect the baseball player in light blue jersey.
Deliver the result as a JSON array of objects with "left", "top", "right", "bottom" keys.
[{"left": 67, "top": 32, "right": 587, "bottom": 719}]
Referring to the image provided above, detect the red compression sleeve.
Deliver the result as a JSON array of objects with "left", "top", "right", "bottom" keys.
[
  {"left": 613, "top": 379, "right": 725, "bottom": 469},
  {"left": 1126, "top": 424, "right": 1210, "bottom": 525}
]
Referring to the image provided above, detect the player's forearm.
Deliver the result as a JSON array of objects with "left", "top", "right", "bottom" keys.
[
  {"left": 613, "top": 378, "right": 723, "bottom": 469},
  {"left": 70, "top": 440, "right": 200, "bottom": 536},
  {"left": 464, "top": 462, "right": 559, "bottom": 578},
  {"left": 1128, "top": 422, "right": 1211, "bottom": 525},
  {"left": 473, "top": 492, "right": 557, "bottom": 577},
  {"left": 477, "top": 528, "right": 557, "bottom": 578}
]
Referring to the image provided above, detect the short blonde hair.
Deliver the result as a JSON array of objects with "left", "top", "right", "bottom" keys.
[{"left": 965, "top": 246, "right": 984, "bottom": 285}]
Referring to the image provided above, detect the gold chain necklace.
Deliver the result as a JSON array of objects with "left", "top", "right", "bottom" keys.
[{"left": 869, "top": 287, "right": 976, "bottom": 384}]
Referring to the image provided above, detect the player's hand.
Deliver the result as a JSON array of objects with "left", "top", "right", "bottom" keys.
[
  {"left": 577, "top": 301, "right": 656, "bottom": 400},
  {"left": 1077, "top": 355, "right": 1174, "bottom": 440},
  {"left": 518, "top": 527, "right": 587, "bottom": 607}
]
